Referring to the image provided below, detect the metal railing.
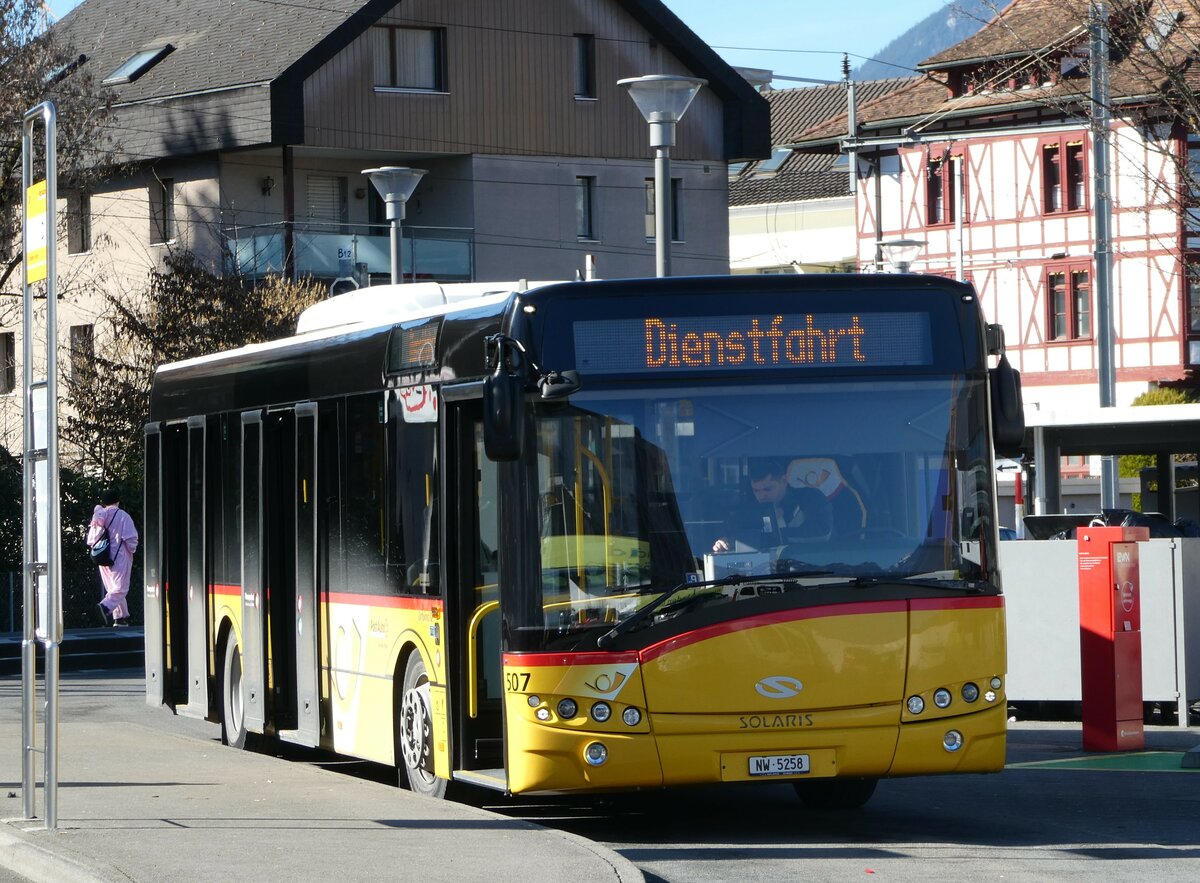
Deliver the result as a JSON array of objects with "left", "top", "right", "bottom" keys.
[{"left": 222, "top": 222, "right": 475, "bottom": 282}]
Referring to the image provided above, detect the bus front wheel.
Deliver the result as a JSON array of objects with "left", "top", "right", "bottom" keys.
[
  {"left": 221, "top": 636, "right": 250, "bottom": 750},
  {"left": 793, "top": 777, "right": 878, "bottom": 810},
  {"left": 397, "top": 652, "right": 448, "bottom": 798}
]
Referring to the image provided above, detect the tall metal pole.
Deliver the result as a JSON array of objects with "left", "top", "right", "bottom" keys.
[
  {"left": 389, "top": 217, "right": 400, "bottom": 285},
  {"left": 22, "top": 100, "right": 62, "bottom": 830},
  {"left": 655, "top": 144, "right": 671, "bottom": 277},
  {"left": 1091, "top": 0, "right": 1119, "bottom": 508}
]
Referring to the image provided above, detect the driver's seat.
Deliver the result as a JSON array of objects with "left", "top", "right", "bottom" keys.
[{"left": 785, "top": 458, "right": 867, "bottom": 535}]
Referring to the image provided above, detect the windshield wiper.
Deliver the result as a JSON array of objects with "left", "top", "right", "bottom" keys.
[
  {"left": 596, "top": 575, "right": 759, "bottom": 648},
  {"left": 892, "top": 575, "right": 988, "bottom": 593}
]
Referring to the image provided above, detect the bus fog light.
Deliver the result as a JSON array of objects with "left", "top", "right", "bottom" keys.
[
  {"left": 527, "top": 695, "right": 541, "bottom": 707},
  {"left": 961, "top": 683, "right": 980, "bottom": 703},
  {"left": 535, "top": 707, "right": 551, "bottom": 721},
  {"left": 622, "top": 707, "right": 641, "bottom": 726},
  {"left": 591, "top": 702, "right": 612, "bottom": 723},
  {"left": 585, "top": 742, "right": 608, "bottom": 766},
  {"left": 557, "top": 698, "right": 578, "bottom": 719},
  {"left": 943, "top": 730, "right": 964, "bottom": 752},
  {"left": 933, "top": 688, "right": 952, "bottom": 709},
  {"left": 907, "top": 695, "right": 925, "bottom": 715},
  {"left": 990, "top": 676, "right": 1002, "bottom": 690},
  {"left": 984, "top": 690, "right": 996, "bottom": 703}
]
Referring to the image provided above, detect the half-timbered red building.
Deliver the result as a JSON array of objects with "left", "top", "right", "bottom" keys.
[{"left": 793, "top": 0, "right": 1200, "bottom": 412}]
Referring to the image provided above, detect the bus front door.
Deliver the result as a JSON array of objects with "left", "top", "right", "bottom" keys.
[{"left": 447, "top": 403, "right": 506, "bottom": 787}]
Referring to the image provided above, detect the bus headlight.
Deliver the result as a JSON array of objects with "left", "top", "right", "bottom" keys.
[
  {"left": 943, "top": 730, "right": 964, "bottom": 752},
  {"left": 527, "top": 695, "right": 541, "bottom": 707},
  {"left": 584, "top": 742, "right": 608, "bottom": 766},
  {"left": 961, "top": 683, "right": 980, "bottom": 703},
  {"left": 907, "top": 695, "right": 925, "bottom": 715},
  {"left": 591, "top": 702, "right": 612, "bottom": 723},
  {"left": 933, "top": 688, "right": 952, "bottom": 709},
  {"left": 622, "top": 707, "right": 641, "bottom": 726},
  {"left": 536, "top": 707, "right": 551, "bottom": 721},
  {"left": 557, "top": 698, "right": 578, "bottom": 719},
  {"left": 990, "top": 676, "right": 1002, "bottom": 690}
]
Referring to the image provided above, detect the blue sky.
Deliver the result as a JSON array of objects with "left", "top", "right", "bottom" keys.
[{"left": 47, "top": 0, "right": 949, "bottom": 82}]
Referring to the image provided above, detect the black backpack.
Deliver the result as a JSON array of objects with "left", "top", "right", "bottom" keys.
[{"left": 89, "top": 511, "right": 118, "bottom": 567}]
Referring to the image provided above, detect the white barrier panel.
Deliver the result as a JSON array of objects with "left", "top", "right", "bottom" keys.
[{"left": 1000, "top": 537, "right": 1199, "bottom": 723}]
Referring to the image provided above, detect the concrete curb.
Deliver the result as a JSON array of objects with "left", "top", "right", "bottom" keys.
[
  {"left": 1183, "top": 744, "right": 1200, "bottom": 769},
  {"left": 0, "top": 822, "right": 120, "bottom": 883}
]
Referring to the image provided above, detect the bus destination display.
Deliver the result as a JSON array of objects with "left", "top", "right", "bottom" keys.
[{"left": 573, "top": 312, "right": 934, "bottom": 374}]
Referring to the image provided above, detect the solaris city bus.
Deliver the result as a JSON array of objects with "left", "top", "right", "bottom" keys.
[{"left": 143, "top": 274, "right": 1023, "bottom": 807}]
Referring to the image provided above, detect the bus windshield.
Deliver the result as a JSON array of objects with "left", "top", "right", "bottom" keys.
[{"left": 527, "top": 374, "right": 996, "bottom": 647}]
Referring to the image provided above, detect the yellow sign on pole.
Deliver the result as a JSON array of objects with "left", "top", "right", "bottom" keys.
[{"left": 25, "top": 179, "right": 48, "bottom": 284}]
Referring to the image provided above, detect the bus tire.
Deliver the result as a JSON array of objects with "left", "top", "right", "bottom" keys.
[
  {"left": 793, "top": 777, "right": 877, "bottom": 810},
  {"left": 221, "top": 635, "right": 251, "bottom": 750},
  {"left": 397, "top": 652, "right": 448, "bottom": 798}
]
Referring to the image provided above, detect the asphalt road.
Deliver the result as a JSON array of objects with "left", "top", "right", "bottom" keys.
[{"left": 12, "top": 672, "right": 1199, "bottom": 882}]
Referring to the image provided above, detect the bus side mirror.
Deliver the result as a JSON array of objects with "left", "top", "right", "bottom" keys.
[
  {"left": 989, "top": 354, "right": 1024, "bottom": 455},
  {"left": 484, "top": 368, "right": 525, "bottom": 461}
]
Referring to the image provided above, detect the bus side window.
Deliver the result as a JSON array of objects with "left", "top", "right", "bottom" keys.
[
  {"left": 344, "top": 394, "right": 396, "bottom": 593},
  {"left": 395, "top": 418, "right": 439, "bottom": 595}
]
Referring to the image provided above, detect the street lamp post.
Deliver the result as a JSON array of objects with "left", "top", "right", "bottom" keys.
[
  {"left": 363, "top": 166, "right": 427, "bottom": 284},
  {"left": 879, "top": 238, "right": 927, "bottom": 274},
  {"left": 618, "top": 75, "right": 705, "bottom": 277}
]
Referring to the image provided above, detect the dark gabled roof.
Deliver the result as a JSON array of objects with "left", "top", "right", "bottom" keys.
[
  {"left": 56, "top": 0, "right": 374, "bottom": 102},
  {"left": 730, "top": 78, "right": 913, "bottom": 206},
  {"left": 54, "top": 0, "right": 768, "bottom": 160}
]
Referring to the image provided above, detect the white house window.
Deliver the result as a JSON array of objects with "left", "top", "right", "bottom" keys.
[
  {"left": 0, "top": 331, "right": 14, "bottom": 394},
  {"left": 69, "top": 324, "right": 94, "bottom": 385},
  {"left": 644, "top": 178, "right": 682, "bottom": 241},
  {"left": 576, "top": 176, "right": 596, "bottom": 239},
  {"left": 67, "top": 191, "right": 91, "bottom": 254},
  {"left": 307, "top": 175, "right": 348, "bottom": 232},
  {"left": 1047, "top": 264, "right": 1091, "bottom": 341},
  {"left": 373, "top": 26, "right": 446, "bottom": 91},
  {"left": 574, "top": 34, "right": 595, "bottom": 98},
  {"left": 149, "top": 178, "right": 174, "bottom": 244}
]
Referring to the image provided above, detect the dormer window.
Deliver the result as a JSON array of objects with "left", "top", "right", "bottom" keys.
[
  {"left": 103, "top": 45, "right": 173, "bottom": 85},
  {"left": 752, "top": 148, "right": 791, "bottom": 176}
]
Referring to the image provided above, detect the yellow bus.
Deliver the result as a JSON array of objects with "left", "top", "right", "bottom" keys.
[{"left": 144, "top": 274, "right": 1023, "bottom": 808}]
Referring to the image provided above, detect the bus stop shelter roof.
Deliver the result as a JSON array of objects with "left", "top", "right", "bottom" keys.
[{"left": 1023, "top": 402, "right": 1200, "bottom": 456}]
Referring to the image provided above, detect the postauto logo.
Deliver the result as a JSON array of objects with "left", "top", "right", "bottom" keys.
[{"left": 755, "top": 675, "right": 804, "bottom": 699}]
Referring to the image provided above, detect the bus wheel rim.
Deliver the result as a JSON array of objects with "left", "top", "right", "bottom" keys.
[{"left": 401, "top": 683, "right": 432, "bottom": 774}]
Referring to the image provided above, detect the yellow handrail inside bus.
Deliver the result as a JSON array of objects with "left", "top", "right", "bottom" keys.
[
  {"left": 576, "top": 444, "right": 612, "bottom": 584},
  {"left": 467, "top": 598, "right": 500, "bottom": 719}
]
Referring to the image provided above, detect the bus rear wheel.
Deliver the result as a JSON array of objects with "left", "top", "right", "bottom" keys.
[
  {"left": 221, "top": 635, "right": 250, "bottom": 749},
  {"left": 793, "top": 777, "right": 878, "bottom": 810},
  {"left": 397, "top": 652, "right": 448, "bottom": 798}
]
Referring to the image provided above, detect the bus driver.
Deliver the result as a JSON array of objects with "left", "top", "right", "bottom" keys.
[{"left": 712, "top": 459, "right": 831, "bottom": 552}]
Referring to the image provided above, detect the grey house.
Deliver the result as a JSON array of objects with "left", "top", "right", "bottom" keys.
[{"left": 53, "top": 0, "right": 768, "bottom": 285}]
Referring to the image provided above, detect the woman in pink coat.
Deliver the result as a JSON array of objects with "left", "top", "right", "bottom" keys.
[{"left": 87, "top": 487, "right": 139, "bottom": 627}]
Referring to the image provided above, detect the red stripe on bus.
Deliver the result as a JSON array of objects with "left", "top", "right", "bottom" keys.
[
  {"left": 908, "top": 595, "right": 1003, "bottom": 612},
  {"left": 208, "top": 583, "right": 438, "bottom": 611},
  {"left": 639, "top": 600, "right": 909, "bottom": 663},
  {"left": 503, "top": 651, "right": 641, "bottom": 667}
]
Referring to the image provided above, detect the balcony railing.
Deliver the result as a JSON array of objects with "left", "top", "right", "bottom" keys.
[{"left": 222, "top": 222, "right": 474, "bottom": 283}]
